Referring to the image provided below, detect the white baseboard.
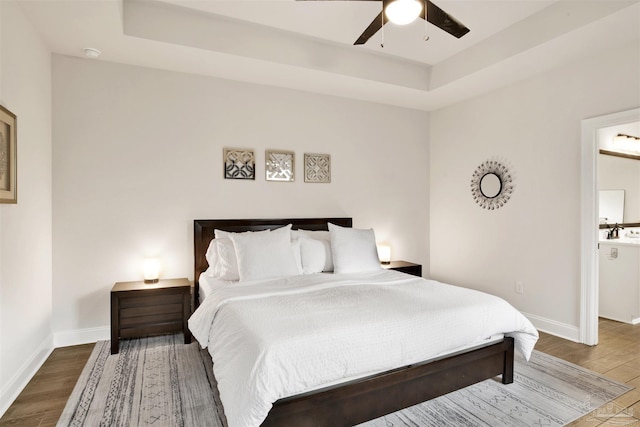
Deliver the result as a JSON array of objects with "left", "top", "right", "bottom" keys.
[
  {"left": 600, "top": 315, "right": 640, "bottom": 326},
  {"left": 0, "top": 334, "right": 54, "bottom": 418},
  {"left": 53, "top": 326, "right": 109, "bottom": 348},
  {"left": 522, "top": 311, "right": 581, "bottom": 343}
]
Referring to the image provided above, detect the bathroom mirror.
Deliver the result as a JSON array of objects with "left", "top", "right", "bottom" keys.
[
  {"left": 479, "top": 173, "right": 502, "bottom": 198},
  {"left": 599, "top": 190, "right": 624, "bottom": 224},
  {"left": 470, "top": 159, "right": 515, "bottom": 210}
]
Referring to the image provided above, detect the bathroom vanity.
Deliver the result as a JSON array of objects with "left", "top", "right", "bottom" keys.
[{"left": 599, "top": 230, "right": 640, "bottom": 324}]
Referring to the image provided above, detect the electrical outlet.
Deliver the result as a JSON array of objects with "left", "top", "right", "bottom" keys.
[{"left": 515, "top": 281, "right": 524, "bottom": 294}]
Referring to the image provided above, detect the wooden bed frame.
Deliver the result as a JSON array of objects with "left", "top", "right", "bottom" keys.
[{"left": 193, "top": 218, "right": 515, "bottom": 427}]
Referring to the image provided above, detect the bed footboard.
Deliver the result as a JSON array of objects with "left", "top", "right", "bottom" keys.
[{"left": 261, "top": 337, "right": 515, "bottom": 427}]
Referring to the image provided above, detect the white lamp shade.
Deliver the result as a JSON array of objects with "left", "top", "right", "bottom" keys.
[
  {"left": 143, "top": 258, "right": 160, "bottom": 282},
  {"left": 377, "top": 244, "right": 391, "bottom": 264},
  {"left": 385, "top": 0, "right": 423, "bottom": 25}
]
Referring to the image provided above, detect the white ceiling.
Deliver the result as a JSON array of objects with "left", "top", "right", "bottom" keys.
[
  {"left": 155, "top": 0, "right": 554, "bottom": 65},
  {"left": 17, "top": 0, "right": 640, "bottom": 111}
]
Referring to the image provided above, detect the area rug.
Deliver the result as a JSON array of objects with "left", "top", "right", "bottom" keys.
[{"left": 58, "top": 334, "right": 633, "bottom": 427}]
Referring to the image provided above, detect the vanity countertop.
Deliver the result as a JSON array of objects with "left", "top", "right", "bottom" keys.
[{"left": 600, "top": 235, "right": 640, "bottom": 246}]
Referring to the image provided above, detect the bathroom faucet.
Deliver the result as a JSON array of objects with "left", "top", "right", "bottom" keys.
[{"left": 607, "top": 224, "right": 624, "bottom": 239}]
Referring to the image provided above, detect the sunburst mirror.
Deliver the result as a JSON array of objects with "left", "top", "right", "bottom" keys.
[{"left": 470, "top": 159, "right": 515, "bottom": 210}]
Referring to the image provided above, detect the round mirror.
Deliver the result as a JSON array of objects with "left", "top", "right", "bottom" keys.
[
  {"left": 480, "top": 173, "right": 502, "bottom": 198},
  {"left": 470, "top": 159, "right": 515, "bottom": 210}
]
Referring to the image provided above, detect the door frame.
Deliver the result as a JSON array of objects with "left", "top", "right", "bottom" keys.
[{"left": 580, "top": 107, "right": 640, "bottom": 345}]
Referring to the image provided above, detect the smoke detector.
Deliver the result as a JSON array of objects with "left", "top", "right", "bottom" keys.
[{"left": 82, "top": 48, "right": 101, "bottom": 59}]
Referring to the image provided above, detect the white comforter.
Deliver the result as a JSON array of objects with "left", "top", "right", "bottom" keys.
[{"left": 189, "top": 270, "right": 539, "bottom": 427}]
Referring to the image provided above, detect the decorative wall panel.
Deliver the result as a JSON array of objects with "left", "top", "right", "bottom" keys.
[
  {"left": 304, "top": 153, "right": 331, "bottom": 183},
  {"left": 224, "top": 148, "right": 255, "bottom": 180},
  {"left": 266, "top": 150, "right": 295, "bottom": 182}
]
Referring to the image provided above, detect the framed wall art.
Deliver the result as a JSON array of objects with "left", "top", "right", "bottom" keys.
[
  {"left": 0, "top": 105, "right": 17, "bottom": 204},
  {"left": 470, "top": 158, "right": 515, "bottom": 210},
  {"left": 266, "top": 150, "right": 294, "bottom": 182},
  {"left": 304, "top": 153, "right": 331, "bottom": 183},
  {"left": 224, "top": 148, "right": 255, "bottom": 180}
]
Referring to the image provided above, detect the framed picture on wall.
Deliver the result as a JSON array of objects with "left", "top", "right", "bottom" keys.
[
  {"left": 304, "top": 153, "right": 331, "bottom": 183},
  {"left": 266, "top": 150, "right": 295, "bottom": 182},
  {"left": 224, "top": 148, "right": 255, "bottom": 180},
  {"left": 0, "top": 105, "right": 17, "bottom": 204}
]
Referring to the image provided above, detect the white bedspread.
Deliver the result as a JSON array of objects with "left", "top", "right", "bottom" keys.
[{"left": 189, "top": 270, "right": 539, "bottom": 427}]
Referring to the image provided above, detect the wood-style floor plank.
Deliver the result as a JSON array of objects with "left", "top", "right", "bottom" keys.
[
  {"left": 0, "top": 319, "right": 638, "bottom": 426},
  {"left": 565, "top": 319, "right": 640, "bottom": 427},
  {"left": 0, "top": 343, "right": 94, "bottom": 427}
]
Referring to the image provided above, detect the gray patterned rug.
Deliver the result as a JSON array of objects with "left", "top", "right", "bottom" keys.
[{"left": 58, "top": 334, "right": 632, "bottom": 427}]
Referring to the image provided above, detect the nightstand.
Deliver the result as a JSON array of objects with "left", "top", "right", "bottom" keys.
[
  {"left": 382, "top": 261, "right": 422, "bottom": 277},
  {"left": 111, "top": 278, "right": 192, "bottom": 354}
]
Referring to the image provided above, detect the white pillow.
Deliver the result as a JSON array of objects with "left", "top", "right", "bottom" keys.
[
  {"left": 205, "top": 229, "right": 249, "bottom": 279},
  {"left": 205, "top": 239, "right": 219, "bottom": 276},
  {"left": 208, "top": 226, "right": 295, "bottom": 280},
  {"left": 291, "top": 237, "right": 304, "bottom": 275},
  {"left": 328, "top": 223, "right": 382, "bottom": 274},
  {"left": 293, "top": 229, "right": 330, "bottom": 240},
  {"left": 299, "top": 237, "right": 326, "bottom": 274},
  {"left": 292, "top": 229, "right": 333, "bottom": 272},
  {"left": 215, "top": 225, "right": 291, "bottom": 239},
  {"left": 214, "top": 229, "right": 236, "bottom": 239},
  {"left": 229, "top": 225, "right": 299, "bottom": 281},
  {"left": 215, "top": 238, "right": 240, "bottom": 281}
]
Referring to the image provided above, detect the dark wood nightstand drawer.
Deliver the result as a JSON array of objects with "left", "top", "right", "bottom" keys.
[
  {"left": 120, "top": 311, "right": 183, "bottom": 328},
  {"left": 111, "top": 278, "right": 192, "bottom": 354},
  {"left": 120, "top": 303, "right": 183, "bottom": 319},
  {"left": 120, "top": 293, "right": 183, "bottom": 308},
  {"left": 120, "top": 322, "right": 184, "bottom": 339}
]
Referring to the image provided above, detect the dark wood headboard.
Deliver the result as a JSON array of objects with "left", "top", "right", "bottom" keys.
[{"left": 193, "top": 218, "right": 352, "bottom": 305}]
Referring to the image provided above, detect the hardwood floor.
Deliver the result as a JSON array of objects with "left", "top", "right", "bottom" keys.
[
  {"left": 0, "top": 343, "right": 94, "bottom": 427},
  {"left": 0, "top": 318, "right": 638, "bottom": 426},
  {"left": 542, "top": 318, "right": 640, "bottom": 427}
]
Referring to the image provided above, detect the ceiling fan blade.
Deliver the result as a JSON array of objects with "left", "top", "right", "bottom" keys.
[
  {"left": 354, "top": 11, "right": 388, "bottom": 45},
  {"left": 425, "top": 0, "right": 469, "bottom": 38}
]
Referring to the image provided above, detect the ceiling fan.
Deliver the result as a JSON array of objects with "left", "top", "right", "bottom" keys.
[{"left": 298, "top": 0, "right": 470, "bottom": 45}]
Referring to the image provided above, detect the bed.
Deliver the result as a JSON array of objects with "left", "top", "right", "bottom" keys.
[{"left": 190, "top": 218, "right": 538, "bottom": 427}]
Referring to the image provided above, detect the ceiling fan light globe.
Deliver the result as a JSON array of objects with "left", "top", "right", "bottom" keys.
[{"left": 385, "top": 0, "right": 423, "bottom": 25}]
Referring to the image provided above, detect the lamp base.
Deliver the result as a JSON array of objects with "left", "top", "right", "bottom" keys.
[{"left": 144, "top": 278, "right": 159, "bottom": 284}]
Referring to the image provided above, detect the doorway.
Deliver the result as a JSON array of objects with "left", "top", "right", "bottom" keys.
[{"left": 580, "top": 107, "right": 640, "bottom": 345}]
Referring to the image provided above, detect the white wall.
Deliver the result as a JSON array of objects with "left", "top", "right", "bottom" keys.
[
  {"left": 0, "top": 0, "right": 53, "bottom": 415},
  {"left": 430, "top": 41, "right": 640, "bottom": 340},
  {"left": 52, "top": 56, "right": 430, "bottom": 343}
]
